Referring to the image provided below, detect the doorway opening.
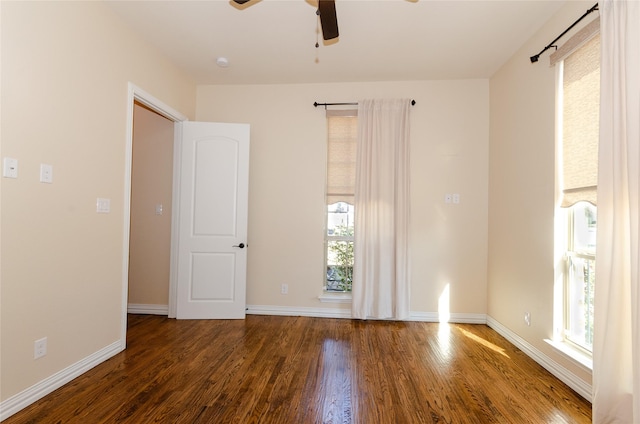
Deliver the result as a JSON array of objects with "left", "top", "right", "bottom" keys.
[
  {"left": 121, "top": 83, "right": 187, "bottom": 347},
  {"left": 127, "top": 101, "right": 174, "bottom": 316}
]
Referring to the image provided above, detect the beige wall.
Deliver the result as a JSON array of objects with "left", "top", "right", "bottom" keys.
[
  {"left": 128, "top": 104, "right": 174, "bottom": 307},
  {"left": 196, "top": 80, "right": 489, "bottom": 316},
  {"left": 488, "top": 1, "right": 596, "bottom": 387},
  {"left": 0, "top": 1, "right": 195, "bottom": 401}
]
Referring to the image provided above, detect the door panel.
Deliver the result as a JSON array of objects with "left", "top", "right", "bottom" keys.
[
  {"left": 193, "top": 138, "right": 239, "bottom": 236},
  {"left": 191, "top": 253, "right": 235, "bottom": 300},
  {"left": 176, "top": 122, "right": 250, "bottom": 319}
]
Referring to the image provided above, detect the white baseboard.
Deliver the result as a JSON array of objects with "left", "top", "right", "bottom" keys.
[
  {"left": 408, "top": 312, "right": 487, "bottom": 324},
  {"left": 247, "top": 304, "right": 352, "bottom": 318},
  {"left": 486, "top": 315, "right": 592, "bottom": 402},
  {"left": 247, "top": 305, "right": 486, "bottom": 324},
  {"left": 127, "top": 303, "right": 169, "bottom": 315},
  {"left": 0, "top": 341, "right": 123, "bottom": 421}
]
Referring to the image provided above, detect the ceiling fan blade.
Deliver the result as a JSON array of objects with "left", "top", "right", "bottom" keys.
[{"left": 318, "top": 0, "right": 339, "bottom": 40}]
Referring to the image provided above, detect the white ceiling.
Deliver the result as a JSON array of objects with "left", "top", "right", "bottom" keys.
[{"left": 105, "top": 0, "right": 566, "bottom": 85}]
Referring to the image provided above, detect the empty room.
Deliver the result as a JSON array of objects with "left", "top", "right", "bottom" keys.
[{"left": 1, "top": 0, "right": 638, "bottom": 422}]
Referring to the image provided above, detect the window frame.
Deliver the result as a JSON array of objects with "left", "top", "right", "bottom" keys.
[
  {"left": 324, "top": 201, "right": 354, "bottom": 292},
  {"left": 563, "top": 203, "right": 596, "bottom": 355},
  {"left": 322, "top": 110, "right": 357, "bottom": 295},
  {"left": 553, "top": 22, "right": 600, "bottom": 363}
]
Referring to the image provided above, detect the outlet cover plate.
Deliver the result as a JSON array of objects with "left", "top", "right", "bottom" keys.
[
  {"left": 3, "top": 157, "right": 18, "bottom": 179},
  {"left": 34, "top": 337, "right": 47, "bottom": 359},
  {"left": 40, "top": 164, "right": 53, "bottom": 183}
]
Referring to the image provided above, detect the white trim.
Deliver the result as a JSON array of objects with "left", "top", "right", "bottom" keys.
[
  {"left": 318, "top": 292, "right": 352, "bottom": 303},
  {"left": 545, "top": 338, "right": 593, "bottom": 371},
  {"left": 247, "top": 304, "right": 352, "bottom": 319},
  {"left": 169, "top": 124, "right": 182, "bottom": 319},
  {"left": 246, "top": 305, "right": 486, "bottom": 324},
  {"left": 0, "top": 341, "right": 122, "bottom": 421},
  {"left": 408, "top": 312, "right": 487, "bottom": 324},
  {"left": 486, "top": 315, "right": 592, "bottom": 402},
  {"left": 130, "top": 84, "right": 189, "bottom": 122},
  {"left": 127, "top": 303, "right": 169, "bottom": 315}
]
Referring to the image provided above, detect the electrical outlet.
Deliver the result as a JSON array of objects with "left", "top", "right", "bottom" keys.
[
  {"left": 3, "top": 157, "right": 18, "bottom": 179},
  {"left": 34, "top": 337, "right": 47, "bottom": 359},
  {"left": 524, "top": 312, "right": 531, "bottom": 327},
  {"left": 281, "top": 284, "right": 288, "bottom": 295},
  {"left": 40, "top": 163, "right": 53, "bottom": 183}
]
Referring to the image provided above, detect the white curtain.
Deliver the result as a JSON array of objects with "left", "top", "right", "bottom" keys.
[
  {"left": 352, "top": 99, "right": 411, "bottom": 320},
  {"left": 593, "top": 1, "right": 640, "bottom": 422}
]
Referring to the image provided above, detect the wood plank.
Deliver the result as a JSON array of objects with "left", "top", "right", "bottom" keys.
[{"left": 3, "top": 315, "right": 591, "bottom": 423}]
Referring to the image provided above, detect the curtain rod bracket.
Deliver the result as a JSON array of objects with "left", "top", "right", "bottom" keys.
[{"left": 530, "top": 3, "right": 598, "bottom": 64}]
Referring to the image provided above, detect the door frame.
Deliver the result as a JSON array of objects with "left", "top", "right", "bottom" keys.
[{"left": 121, "top": 83, "right": 188, "bottom": 347}]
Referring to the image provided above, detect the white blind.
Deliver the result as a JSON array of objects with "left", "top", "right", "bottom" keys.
[
  {"left": 550, "top": 18, "right": 600, "bottom": 66},
  {"left": 561, "top": 32, "right": 600, "bottom": 207},
  {"left": 326, "top": 110, "right": 357, "bottom": 205}
]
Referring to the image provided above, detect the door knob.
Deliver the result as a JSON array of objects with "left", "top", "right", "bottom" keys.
[{"left": 233, "top": 243, "right": 245, "bottom": 249}]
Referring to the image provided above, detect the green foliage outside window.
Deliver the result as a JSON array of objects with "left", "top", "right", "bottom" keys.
[{"left": 327, "top": 224, "right": 354, "bottom": 292}]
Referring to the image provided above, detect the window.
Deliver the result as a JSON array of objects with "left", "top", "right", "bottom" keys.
[
  {"left": 325, "top": 111, "right": 357, "bottom": 292},
  {"left": 565, "top": 202, "right": 596, "bottom": 351},
  {"left": 326, "top": 202, "right": 354, "bottom": 291},
  {"left": 557, "top": 30, "right": 600, "bottom": 354}
]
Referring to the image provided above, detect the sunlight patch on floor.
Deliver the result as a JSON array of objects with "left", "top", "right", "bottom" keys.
[
  {"left": 437, "top": 323, "right": 452, "bottom": 361},
  {"left": 459, "top": 328, "right": 510, "bottom": 358}
]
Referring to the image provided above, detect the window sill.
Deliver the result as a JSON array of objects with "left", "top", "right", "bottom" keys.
[
  {"left": 545, "top": 339, "right": 593, "bottom": 371},
  {"left": 318, "top": 292, "right": 352, "bottom": 303}
]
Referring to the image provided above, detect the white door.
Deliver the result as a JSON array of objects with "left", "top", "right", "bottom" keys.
[{"left": 175, "top": 122, "right": 250, "bottom": 319}]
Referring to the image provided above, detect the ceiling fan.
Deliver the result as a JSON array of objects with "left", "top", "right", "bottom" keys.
[{"left": 231, "top": 0, "right": 339, "bottom": 41}]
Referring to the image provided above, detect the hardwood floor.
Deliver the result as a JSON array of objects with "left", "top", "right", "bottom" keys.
[{"left": 4, "top": 315, "right": 591, "bottom": 423}]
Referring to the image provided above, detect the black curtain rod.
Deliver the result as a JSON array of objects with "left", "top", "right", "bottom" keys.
[
  {"left": 530, "top": 3, "right": 598, "bottom": 63},
  {"left": 314, "top": 100, "right": 416, "bottom": 108}
]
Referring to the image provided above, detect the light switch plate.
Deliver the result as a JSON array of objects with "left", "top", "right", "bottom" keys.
[{"left": 96, "top": 198, "right": 111, "bottom": 213}]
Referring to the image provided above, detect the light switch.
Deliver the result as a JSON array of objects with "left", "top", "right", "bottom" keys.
[
  {"left": 96, "top": 198, "right": 111, "bottom": 213},
  {"left": 40, "top": 164, "right": 53, "bottom": 183},
  {"left": 3, "top": 157, "right": 18, "bottom": 179},
  {"left": 155, "top": 204, "right": 163, "bottom": 215},
  {"left": 444, "top": 194, "right": 452, "bottom": 204}
]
